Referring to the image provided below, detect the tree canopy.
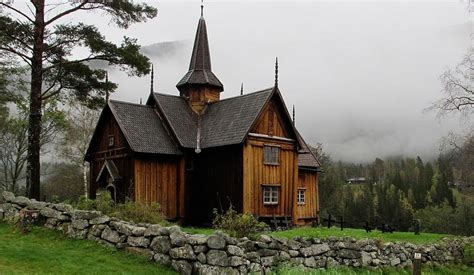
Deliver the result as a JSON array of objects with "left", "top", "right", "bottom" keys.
[{"left": 0, "top": 1, "right": 157, "bottom": 199}]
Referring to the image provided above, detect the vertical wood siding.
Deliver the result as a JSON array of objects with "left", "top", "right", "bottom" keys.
[
  {"left": 294, "top": 171, "right": 320, "bottom": 225},
  {"left": 134, "top": 158, "right": 179, "bottom": 219},
  {"left": 243, "top": 138, "right": 298, "bottom": 218},
  {"left": 252, "top": 101, "right": 290, "bottom": 138},
  {"left": 88, "top": 108, "right": 132, "bottom": 201}
]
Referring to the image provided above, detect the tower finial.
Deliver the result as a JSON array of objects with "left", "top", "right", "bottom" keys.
[
  {"left": 201, "top": 0, "right": 204, "bottom": 17},
  {"left": 275, "top": 57, "right": 278, "bottom": 87},
  {"left": 292, "top": 105, "right": 295, "bottom": 126},
  {"left": 105, "top": 71, "right": 109, "bottom": 102},
  {"left": 241, "top": 82, "right": 244, "bottom": 95},
  {"left": 150, "top": 63, "right": 154, "bottom": 93}
]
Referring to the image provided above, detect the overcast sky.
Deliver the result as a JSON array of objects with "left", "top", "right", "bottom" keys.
[{"left": 12, "top": 1, "right": 474, "bottom": 162}]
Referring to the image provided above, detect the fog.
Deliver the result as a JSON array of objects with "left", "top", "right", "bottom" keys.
[{"left": 15, "top": 0, "right": 473, "bottom": 162}]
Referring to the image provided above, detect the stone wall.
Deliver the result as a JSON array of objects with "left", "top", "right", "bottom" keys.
[{"left": 1, "top": 191, "right": 471, "bottom": 275}]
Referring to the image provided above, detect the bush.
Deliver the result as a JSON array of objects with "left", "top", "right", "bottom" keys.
[
  {"left": 212, "top": 206, "right": 267, "bottom": 238},
  {"left": 75, "top": 192, "right": 166, "bottom": 225},
  {"left": 114, "top": 201, "right": 167, "bottom": 225}
]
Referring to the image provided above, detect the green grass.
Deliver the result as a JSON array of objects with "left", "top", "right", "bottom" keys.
[
  {"left": 274, "top": 264, "right": 474, "bottom": 275},
  {"left": 0, "top": 222, "right": 177, "bottom": 274},
  {"left": 270, "top": 226, "right": 452, "bottom": 244},
  {"left": 182, "top": 226, "right": 215, "bottom": 235},
  {"left": 183, "top": 226, "right": 451, "bottom": 244}
]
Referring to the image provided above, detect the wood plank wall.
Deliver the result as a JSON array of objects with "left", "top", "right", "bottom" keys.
[
  {"left": 88, "top": 108, "right": 132, "bottom": 201},
  {"left": 243, "top": 137, "right": 298, "bottom": 218},
  {"left": 134, "top": 158, "right": 179, "bottom": 219},
  {"left": 187, "top": 146, "right": 243, "bottom": 224},
  {"left": 252, "top": 102, "right": 289, "bottom": 137},
  {"left": 294, "top": 170, "right": 319, "bottom": 225}
]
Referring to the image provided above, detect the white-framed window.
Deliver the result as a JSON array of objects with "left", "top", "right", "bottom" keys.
[
  {"left": 297, "top": 189, "right": 306, "bottom": 205},
  {"left": 264, "top": 145, "right": 280, "bottom": 165},
  {"left": 263, "top": 185, "right": 279, "bottom": 205},
  {"left": 108, "top": 135, "right": 115, "bottom": 147}
]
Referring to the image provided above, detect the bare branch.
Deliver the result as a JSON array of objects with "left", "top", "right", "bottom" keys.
[{"left": 0, "top": 3, "right": 35, "bottom": 24}]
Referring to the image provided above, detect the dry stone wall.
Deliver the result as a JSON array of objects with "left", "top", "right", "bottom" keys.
[{"left": 1, "top": 191, "right": 471, "bottom": 275}]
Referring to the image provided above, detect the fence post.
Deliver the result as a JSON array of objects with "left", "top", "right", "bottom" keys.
[{"left": 413, "top": 252, "right": 422, "bottom": 275}]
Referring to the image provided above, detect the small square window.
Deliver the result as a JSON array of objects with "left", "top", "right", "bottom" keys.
[
  {"left": 263, "top": 186, "right": 279, "bottom": 205},
  {"left": 297, "top": 189, "right": 306, "bottom": 205},
  {"left": 108, "top": 135, "right": 115, "bottom": 147},
  {"left": 264, "top": 145, "right": 279, "bottom": 165}
]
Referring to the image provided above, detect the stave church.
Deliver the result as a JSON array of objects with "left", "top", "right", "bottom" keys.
[{"left": 85, "top": 6, "right": 321, "bottom": 226}]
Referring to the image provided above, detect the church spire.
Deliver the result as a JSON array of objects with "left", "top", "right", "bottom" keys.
[
  {"left": 176, "top": 4, "right": 223, "bottom": 92},
  {"left": 176, "top": 3, "right": 223, "bottom": 113}
]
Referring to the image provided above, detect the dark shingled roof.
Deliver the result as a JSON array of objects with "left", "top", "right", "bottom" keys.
[
  {"left": 200, "top": 88, "right": 273, "bottom": 148},
  {"left": 176, "top": 16, "right": 223, "bottom": 90},
  {"left": 109, "top": 100, "right": 182, "bottom": 155},
  {"left": 296, "top": 131, "right": 321, "bottom": 170},
  {"left": 153, "top": 88, "right": 273, "bottom": 149}
]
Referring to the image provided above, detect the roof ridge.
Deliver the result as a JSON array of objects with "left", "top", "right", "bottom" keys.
[
  {"left": 211, "top": 87, "right": 273, "bottom": 104},
  {"left": 109, "top": 99, "right": 153, "bottom": 108},
  {"left": 153, "top": 92, "right": 183, "bottom": 99}
]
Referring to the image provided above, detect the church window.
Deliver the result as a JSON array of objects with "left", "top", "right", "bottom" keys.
[
  {"left": 264, "top": 145, "right": 279, "bottom": 165},
  {"left": 263, "top": 186, "right": 279, "bottom": 205},
  {"left": 108, "top": 135, "right": 115, "bottom": 148},
  {"left": 297, "top": 189, "right": 306, "bottom": 205}
]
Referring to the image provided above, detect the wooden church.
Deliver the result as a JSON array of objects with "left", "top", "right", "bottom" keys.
[{"left": 85, "top": 8, "right": 321, "bottom": 226}]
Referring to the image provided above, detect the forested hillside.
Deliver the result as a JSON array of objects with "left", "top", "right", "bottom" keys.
[{"left": 313, "top": 140, "right": 473, "bottom": 236}]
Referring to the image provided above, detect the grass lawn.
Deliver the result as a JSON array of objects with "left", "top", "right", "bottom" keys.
[
  {"left": 270, "top": 226, "right": 452, "bottom": 244},
  {"left": 0, "top": 222, "right": 177, "bottom": 274},
  {"left": 183, "top": 226, "right": 452, "bottom": 244},
  {"left": 182, "top": 226, "right": 215, "bottom": 235},
  {"left": 0, "top": 222, "right": 471, "bottom": 274},
  {"left": 273, "top": 264, "right": 474, "bottom": 275}
]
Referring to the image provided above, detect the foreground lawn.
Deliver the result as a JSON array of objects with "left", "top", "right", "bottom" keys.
[
  {"left": 270, "top": 226, "right": 452, "bottom": 244},
  {"left": 0, "top": 222, "right": 176, "bottom": 274},
  {"left": 273, "top": 265, "right": 474, "bottom": 275},
  {"left": 183, "top": 226, "right": 452, "bottom": 244}
]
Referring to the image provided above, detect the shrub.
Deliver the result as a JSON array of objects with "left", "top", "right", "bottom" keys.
[
  {"left": 464, "top": 244, "right": 474, "bottom": 267},
  {"left": 212, "top": 206, "right": 267, "bottom": 238},
  {"left": 75, "top": 192, "right": 166, "bottom": 225},
  {"left": 113, "top": 200, "right": 167, "bottom": 225}
]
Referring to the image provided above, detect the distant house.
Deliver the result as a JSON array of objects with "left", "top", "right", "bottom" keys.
[
  {"left": 85, "top": 9, "right": 321, "bottom": 226},
  {"left": 449, "top": 180, "right": 474, "bottom": 190},
  {"left": 347, "top": 177, "right": 367, "bottom": 184}
]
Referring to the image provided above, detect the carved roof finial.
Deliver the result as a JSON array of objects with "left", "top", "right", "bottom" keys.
[
  {"left": 150, "top": 63, "right": 154, "bottom": 94},
  {"left": 105, "top": 71, "right": 109, "bottom": 102},
  {"left": 275, "top": 57, "right": 278, "bottom": 87},
  {"left": 292, "top": 104, "right": 295, "bottom": 126},
  {"left": 201, "top": 0, "right": 204, "bottom": 17}
]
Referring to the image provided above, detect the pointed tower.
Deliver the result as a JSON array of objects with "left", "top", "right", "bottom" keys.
[{"left": 176, "top": 6, "right": 223, "bottom": 113}]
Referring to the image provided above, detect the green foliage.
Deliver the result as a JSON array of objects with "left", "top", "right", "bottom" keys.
[
  {"left": 114, "top": 200, "right": 167, "bottom": 225},
  {"left": 0, "top": 222, "right": 176, "bottom": 274},
  {"left": 76, "top": 192, "right": 166, "bottom": 225},
  {"left": 464, "top": 244, "right": 474, "bottom": 267},
  {"left": 414, "top": 199, "right": 473, "bottom": 236},
  {"left": 41, "top": 163, "right": 84, "bottom": 202},
  {"left": 313, "top": 145, "right": 467, "bottom": 235},
  {"left": 212, "top": 206, "right": 267, "bottom": 238},
  {"left": 0, "top": 92, "right": 67, "bottom": 194}
]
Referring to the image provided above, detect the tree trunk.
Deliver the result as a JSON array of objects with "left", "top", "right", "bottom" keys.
[{"left": 26, "top": 0, "right": 45, "bottom": 200}]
